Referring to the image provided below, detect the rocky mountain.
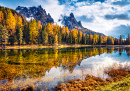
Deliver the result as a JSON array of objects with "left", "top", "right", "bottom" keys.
[
  {"left": 15, "top": 5, "right": 105, "bottom": 36},
  {"left": 16, "top": 5, "right": 54, "bottom": 25},
  {"left": 59, "top": 13, "right": 105, "bottom": 36},
  {"left": 58, "top": 13, "right": 83, "bottom": 29}
]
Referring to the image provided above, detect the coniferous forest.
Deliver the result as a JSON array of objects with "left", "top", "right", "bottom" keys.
[{"left": 0, "top": 6, "right": 130, "bottom": 48}]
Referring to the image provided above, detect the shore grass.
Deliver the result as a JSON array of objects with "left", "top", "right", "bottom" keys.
[
  {"left": 98, "top": 75, "right": 130, "bottom": 91},
  {"left": 56, "top": 68, "right": 130, "bottom": 91},
  {"left": 0, "top": 44, "right": 130, "bottom": 50}
]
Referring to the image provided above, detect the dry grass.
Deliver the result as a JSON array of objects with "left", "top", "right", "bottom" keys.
[{"left": 56, "top": 69, "right": 130, "bottom": 91}]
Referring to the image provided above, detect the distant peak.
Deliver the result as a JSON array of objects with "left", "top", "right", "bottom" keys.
[
  {"left": 38, "top": 5, "right": 42, "bottom": 8},
  {"left": 48, "top": 13, "right": 50, "bottom": 16},
  {"left": 70, "top": 13, "right": 74, "bottom": 17}
]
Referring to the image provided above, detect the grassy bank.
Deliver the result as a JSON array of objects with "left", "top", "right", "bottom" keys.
[
  {"left": 0, "top": 44, "right": 130, "bottom": 50},
  {"left": 56, "top": 69, "right": 130, "bottom": 91},
  {"left": 99, "top": 75, "right": 130, "bottom": 91}
]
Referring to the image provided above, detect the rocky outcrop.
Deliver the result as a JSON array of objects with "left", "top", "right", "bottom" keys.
[
  {"left": 16, "top": 5, "right": 54, "bottom": 25},
  {"left": 59, "top": 13, "right": 105, "bottom": 36},
  {"left": 58, "top": 13, "right": 83, "bottom": 29}
]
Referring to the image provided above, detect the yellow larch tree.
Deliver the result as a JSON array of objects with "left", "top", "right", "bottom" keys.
[
  {"left": 78, "top": 31, "right": 82, "bottom": 43},
  {"left": 46, "top": 23, "right": 53, "bottom": 36},
  {"left": 18, "top": 16, "right": 23, "bottom": 28},
  {"left": 29, "top": 19, "right": 39, "bottom": 44},
  {"left": 53, "top": 25, "right": 58, "bottom": 35},
  {"left": 62, "top": 26, "right": 66, "bottom": 35},
  {"left": 0, "top": 11, "right": 3, "bottom": 24},
  {"left": 37, "top": 20, "right": 42, "bottom": 31},
  {"left": 72, "top": 29, "right": 78, "bottom": 44},
  {"left": 6, "top": 10, "right": 16, "bottom": 35},
  {"left": 65, "top": 26, "right": 69, "bottom": 35}
]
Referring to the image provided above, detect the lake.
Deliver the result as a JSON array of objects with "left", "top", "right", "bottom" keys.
[{"left": 0, "top": 46, "right": 130, "bottom": 90}]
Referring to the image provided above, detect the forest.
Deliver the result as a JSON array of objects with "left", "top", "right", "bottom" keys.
[{"left": 0, "top": 6, "right": 130, "bottom": 47}]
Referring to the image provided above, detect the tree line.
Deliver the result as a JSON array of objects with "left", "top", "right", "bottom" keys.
[{"left": 0, "top": 6, "right": 130, "bottom": 47}]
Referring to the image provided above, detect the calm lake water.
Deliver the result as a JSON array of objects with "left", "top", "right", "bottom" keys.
[{"left": 0, "top": 46, "right": 130, "bottom": 90}]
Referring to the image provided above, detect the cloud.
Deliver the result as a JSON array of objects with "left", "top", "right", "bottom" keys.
[
  {"left": 76, "top": 15, "right": 94, "bottom": 22},
  {"left": 30, "top": 0, "right": 130, "bottom": 36},
  {"left": 32, "top": 0, "right": 65, "bottom": 23},
  {"left": 2, "top": 0, "right": 130, "bottom": 37},
  {"left": 105, "top": 14, "right": 130, "bottom": 20},
  {"left": 113, "top": 0, "right": 130, "bottom": 6},
  {"left": 107, "top": 25, "right": 130, "bottom": 38}
]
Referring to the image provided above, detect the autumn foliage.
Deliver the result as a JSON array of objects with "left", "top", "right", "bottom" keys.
[{"left": 0, "top": 6, "right": 129, "bottom": 46}]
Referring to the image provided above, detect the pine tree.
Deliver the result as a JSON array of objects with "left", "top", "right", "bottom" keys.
[
  {"left": 93, "top": 34, "right": 99, "bottom": 45},
  {"left": 0, "top": 25, "right": 8, "bottom": 49},
  {"left": 78, "top": 31, "right": 82, "bottom": 43},
  {"left": 89, "top": 34, "right": 93, "bottom": 45},
  {"left": 23, "top": 23, "right": 30, "bottom": 44},
  {"left": 54, "top": 34, "right": 58, "bottom": 45},
  {"left": 47, "top": 23, "right": 53, "bottom": 44},
  {"left": 42, "top": 27, "right": 48, "bottom": 45},
  {"left": 99, "top": 35, "right": 103, "bottom": 45},
  {"left": 65, "top": 26, "right": 69, "bottom": 43},
  {"left": 58, "top": 27, "right": 62, "bottom": 44},
  {"left": 128, "top": 34, "right": 130, "bottom": 45},
  {"left": 37, "top": 21, "right": 42, "bottom": 44},
  {"left": 72, "top": 29, "right": 78, "bottom": 44},
  {"left": 19, "top": 28, "right": 23, "bottom": 46},
  {"left": 6, "top": 10, "right": 16, "bottom": 35},
  {"left": 0, "top": 11, "right": 3, "bottom": 25},
  {"left": 29, "top": 19, "right": 39, "bottom": 44},
  {"left": 119, "top": 35, "right": 122, "bottom": 45},
  {"left": 46, "top": 23, "right": 53, "bottom": 36}
]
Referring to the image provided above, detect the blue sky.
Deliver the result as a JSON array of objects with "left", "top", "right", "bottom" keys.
[{"left": 0, "top": 0, "right": 130, "bottom": 38}]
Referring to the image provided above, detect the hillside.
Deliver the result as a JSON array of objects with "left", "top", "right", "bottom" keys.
[{"left": 0, "top": 6, "right": 26, "bottom": 25}]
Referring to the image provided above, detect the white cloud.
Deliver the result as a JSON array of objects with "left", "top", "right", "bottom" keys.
[
  {"left": 32, "top": 0, "right": 65, "bottom": 24},
  {"left": 69, "top": 1, "right": 130, "bottom": 35},
  {"left": 3, "top": 0, "right": 130, "bottom": 36}
]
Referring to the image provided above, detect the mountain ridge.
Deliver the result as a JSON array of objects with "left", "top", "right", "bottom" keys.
[
  {"left": 15, "top": 5, "right": 105, "bottom": 36},
  {"left": 16, "top": 5, "right": 54, "bottom": 25},
  {"left": 58, "top": 13, "right": 105, "bottom": 36}
]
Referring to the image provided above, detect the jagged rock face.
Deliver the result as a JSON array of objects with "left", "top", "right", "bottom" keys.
[
  {"left": 59, "top": 13, "right": 83, "bottom": 29},
  {"left": 16, "top": 5, "right": 54, "bottom": 25},
  {"left": 59, "top": 13, "right": 105, "bottom": 36}
]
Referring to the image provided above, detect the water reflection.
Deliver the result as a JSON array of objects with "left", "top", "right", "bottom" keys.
[{"left": 0, "top": 47, "right": 130, "bottom": 90}]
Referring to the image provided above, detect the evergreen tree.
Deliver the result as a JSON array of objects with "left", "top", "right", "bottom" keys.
[
  {"left": 0, "top": 11, "right": 3, "bottom": 25},
  {"left": 23, "top": 23, "right": 30, "bottom": 44},
  {"left": 119, "top": 35, "right": 122, "bottom": 45},
  {"left": 128, "top": 34, "right": 130, "bottom": 45},
  {"left": 0, "top": 25, "right": 8, "bottom": 49},
  {"left": 42, "top": 27, "right": 48, "bottom": 45}
]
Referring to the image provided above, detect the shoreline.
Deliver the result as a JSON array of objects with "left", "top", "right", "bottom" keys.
[
  {"left": 0, "top": 44, "right": 130, "bottom": 50},
  {"left": 56, "top": 68, "right": 130, "bottom": 91}
]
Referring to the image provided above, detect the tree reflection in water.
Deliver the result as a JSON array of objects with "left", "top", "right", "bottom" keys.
[{"left": 0, "top": 46, "right": 130, "bottom": 90}]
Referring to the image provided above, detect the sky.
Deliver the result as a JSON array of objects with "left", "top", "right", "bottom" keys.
[{"left": 0, "top": 0, "right": 130, "bottom": 38}]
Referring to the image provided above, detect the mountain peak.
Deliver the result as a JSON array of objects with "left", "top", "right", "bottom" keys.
[
  {"left": 38, "top": 5, "right": 42, "bottom": 8},
  {"left": 15, "top": 5, "right": 54, "bottom": 24},
  {"left": 70, "top": 13, "right": 74, "bottom": 18},
  {"left": 58, "top": 13, "right": 83, "bottom": 29}
]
